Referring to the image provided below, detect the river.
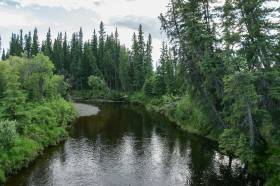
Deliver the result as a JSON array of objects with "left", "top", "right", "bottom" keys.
[{"left": 5, "top": 102, "right": 260, "bottom": 186}]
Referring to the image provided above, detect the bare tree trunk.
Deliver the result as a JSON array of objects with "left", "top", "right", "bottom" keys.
[{"left": 246, "top": 101, "right": 255, "bottom": 148}]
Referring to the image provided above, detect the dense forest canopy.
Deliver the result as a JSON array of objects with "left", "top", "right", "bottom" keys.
[
  {"left": 1, "top": 22, "right": 154, "bottom": 92},
  {"left": 0, "top": 0, "right": 280, "bottom": 185}
]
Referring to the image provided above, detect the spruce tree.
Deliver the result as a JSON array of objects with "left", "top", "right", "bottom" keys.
[
  {"left": 43, "top": 28, "right": 53, "bottom": 58},
  {"left": 62, "top": 32, "right": 70, "bottom": 76},
  {"left": 31, "top": 28, "right": 39, "bottom": 56},
  {"left": 131, "top": 33, "right": 138, "bottom": 90},
  {"left": 24, "top": 32, "right": 32, "bottom": 58},
  {"left": 91, "top": 29, "right": 98, "bottom": 63},
  {"left": 19, "top": 29, "right": 24, "bottom": 54},
  {"left": 9, "top": 33, "right": 18, "bottom": 56},
  {"left": 134, "top": 24, "right": 145, "bottom": 90},
  {"left": 2, "top": 49, "right": 6, "bottom": 61},
  {"left": 53, "top": 33, "right": 63, "bottom": 74},
  {"left": 98, "top": 22, "right": 106, "bottom": 75},
  {"left": 119, "top": 47, "right": 130, "bottom": 91},
  {"left": 144, "top": 33, "right": 153, "bottom": 78}
]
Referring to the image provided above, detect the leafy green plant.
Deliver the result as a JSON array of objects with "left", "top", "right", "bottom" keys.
[{"left": 0, "top": 120, "right": 17, "bottom": 150}]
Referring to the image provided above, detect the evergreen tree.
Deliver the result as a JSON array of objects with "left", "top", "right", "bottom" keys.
[
  {"left": 98, "top": 22, "right": 106, "bottom": 74},
  {"left": 9, "top": 33, "right": 18, "bottom": 56},
  {"left": 144, "top": 33, "right": 153, "bottom": 78},
  {"left": 82, "top": 41, "right": 100, "bottom": 89},
  {"left": 2, "top": 49, "right": 6, "bottom": 61},
  {"left": 131, "top": 33, "right": 138, "bottom": 90},
  {"left": 113, "top": 28, "right": 121, "bottom": 90},
  {"left": 134, "top": 24, "right": 145, "bottom": 90},
  {"left": 78, "top": 27, "right": 83, "bottom": 57},
  {"left": 91, "top": 29, "right": 98, "bottom": 63},
  {"left": 70, "top": 33, "right": 82, "bottom": 89},
  {"left": 43, "top": 28, "right": 53, "bottom": 58},
  {"left": 62, "top": 32, "right": 71, "bottom": 76},
  {"left": 160, "top": 0, "right": 226, "bottom": 128},
  {"left": 31, "top": 28, "right": 39, "bottom": 56},
  {"left": 53, "top": 33, "right": 63, "bottom": 74},
  {"left": 19, "top": 29, "right": 23, "bottom": 54},
  {"left": 119, "top": 46, "right": 130, "bottom": 91},
  {"left": 24, "top": 32, "right": 32, "bottom": 58}
]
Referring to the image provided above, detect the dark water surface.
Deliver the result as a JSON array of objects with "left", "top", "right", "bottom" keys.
[{"left": 6, "top": 102, "right": 259, "bottom": 186}]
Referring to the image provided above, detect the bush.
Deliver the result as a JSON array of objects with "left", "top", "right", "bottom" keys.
[
  {"left": 174, "top": 95, "right": 210, "bottom": 133},
  {"left": 143, "top": 76, "right": 155, "bottom": 97},
  {"left": 0, "top": 120, "right": 17, "bottom": 150},
  {"left": 48, "top": 98, "right": 77, "bottom": 126},
  {"left": 219, "top": 128, "right": 254, "bottom": 163},
  {"left": 88, "top": 76, "right": 110, "bottom": 98},
  {"left": 31, "top": 105, "right": 56, "bottom": 126},
  {"left": 0, "top": 169, "right": 5, "bottom": 183}
]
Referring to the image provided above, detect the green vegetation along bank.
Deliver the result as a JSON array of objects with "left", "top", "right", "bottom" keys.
[{"left": 0, "top": 54, "right": 76, "bottom": 184}]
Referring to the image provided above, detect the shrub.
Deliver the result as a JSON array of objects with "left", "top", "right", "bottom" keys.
[
  {"left": 0, "top": 120, "right": 17, "bottom": 150},
  {"left": 88, "top": 76, "right": 109, "bottom": 98},
  {"left": 143, "top": 76, "right": 155, "bottom": 97},
  {"left": 0, "top": 169, "right": 5, "bottom": 183},
  {"left": 31, "top": 105, "right": 56, "bottom": 126},
  {"left": 219, "top": 128, "right": 254, "bottom": 163},
  {"left": 174, "top": 95, "right": 210, "bottom": 133}
]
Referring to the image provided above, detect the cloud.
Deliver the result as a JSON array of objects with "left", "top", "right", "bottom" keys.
[
  {"left": 94, "top": 1, "right": 102, "bottom": 6},
  {"left": 9, "top": 0, "right": 102, "bottom": 10},
  {"left": 109, "top": 15, "right": 163, "bottom": 39},
  {"left": 0, "top": 9, "right": 42, "bottom": 28}
]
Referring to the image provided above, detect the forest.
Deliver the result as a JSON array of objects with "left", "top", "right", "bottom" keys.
[{"left": 0, "top": 0, "right": 280, "bottom": 185}]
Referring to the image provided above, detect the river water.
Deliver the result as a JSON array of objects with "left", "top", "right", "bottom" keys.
[{"left": 6, "top": 102, "right": 259, "bottom": 186}]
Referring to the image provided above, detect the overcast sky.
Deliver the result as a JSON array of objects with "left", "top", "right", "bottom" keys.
[{"left": 0, "top": 0, "right": 170, "bottom": 64}]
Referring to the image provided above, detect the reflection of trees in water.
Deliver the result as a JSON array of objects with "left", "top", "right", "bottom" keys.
[{"left": 7, "top": 103, "right": 260, "bottom": 186}]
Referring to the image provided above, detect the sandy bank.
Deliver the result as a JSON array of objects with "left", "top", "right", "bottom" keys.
[{"left": 74, "top": 103, "right": 100, "bottom": 117}]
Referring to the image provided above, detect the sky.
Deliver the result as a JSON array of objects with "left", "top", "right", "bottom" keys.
[{"left": 0, "top": 0, "right": 170, "bottom": 64}]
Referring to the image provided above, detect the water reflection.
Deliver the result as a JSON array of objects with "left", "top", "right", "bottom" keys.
[{"left": 6, "top": 102, "right": 259, "bottom": 186}]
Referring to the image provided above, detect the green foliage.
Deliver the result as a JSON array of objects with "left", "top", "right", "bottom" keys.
[
  {"left": 0, "top": 120, "right": 17, "bottom": 150},
  {"left": 0, "top": 59, "right": 12, "bottom": 98},
  {"left": 223, "top": 72, "right": 259, "bottom": 126},
  {"left": 1, "top": 71, "right": 26, "bottom": 121},
  {"left": 154, "top": 73, "right": 166, "bottom": 96},
  {"left": 173, "top": 95, "right": 211, "bottom": 135},
  {"left": 143, "top": 76, "right": 155, "bottom": 97},
  {"left": 88, "top": 75, "right": 109, "bottom": 98},
  {"left": 31, "top": 105, "right": 56, "bottom": 126},
  {"left": 0, "top": 169, "right": 5, "bottom": 183},
  {"left": 0, "top": 55, "right": 76, "bottom": 184},
  {"left": 219, "top": 129, "right": 254, "bottom": 163},
  {"left": 45, "top": 75, "right": 69, "bottom": 98}
]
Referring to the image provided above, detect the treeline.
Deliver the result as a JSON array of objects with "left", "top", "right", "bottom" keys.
[
  {"left": 155, "top": 0, "right": 279, "bottom": 185},
  {"left": 2, "top": 22, "right": 153, "bottom": 92}
]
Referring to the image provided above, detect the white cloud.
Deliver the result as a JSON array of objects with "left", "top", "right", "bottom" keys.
[{"left": 0, "top": 9, "right": 42, "bottom": 27}]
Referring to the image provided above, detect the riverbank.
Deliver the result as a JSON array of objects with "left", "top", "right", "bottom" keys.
[
  {"left": 126, "top": 92, "right": 219, "bottom": 140},
  {"left": 71, "top": 91, "right": 220, "bottom": 141},
  {"left": 74, "top": 103, "right": 100, "bottom": 117},
  {"left": 0, "top": 99, "right": 77, "bottom": 184}
]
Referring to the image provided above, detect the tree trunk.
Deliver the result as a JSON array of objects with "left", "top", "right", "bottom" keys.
[{"left": 246, "top": 101, "right": 255, "bottom": 148}]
